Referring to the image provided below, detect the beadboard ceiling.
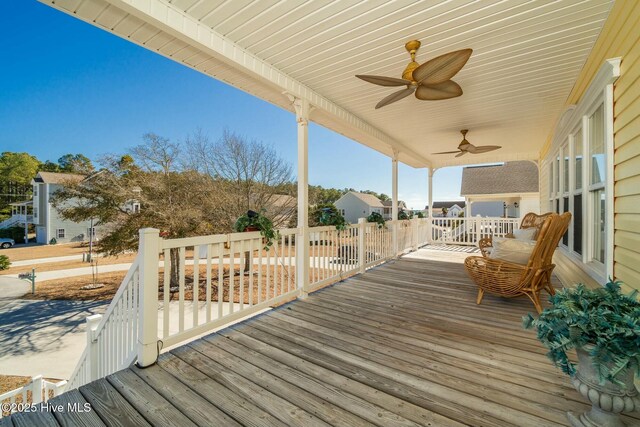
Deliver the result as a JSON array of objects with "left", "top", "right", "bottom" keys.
[{"left": 40, "top": 0, "right": 614, "bottom": 168}]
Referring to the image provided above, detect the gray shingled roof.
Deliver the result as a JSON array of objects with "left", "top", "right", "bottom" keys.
[{"left": 460, "top": 161, "right": 538, "bottom": 196}]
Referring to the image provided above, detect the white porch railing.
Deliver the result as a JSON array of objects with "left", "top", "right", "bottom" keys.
[
  {"left": 67, "top": 257, "right": 141, "bottom": 390},
  {"left": 0, "top": 376, "right": 66, "bottom": 419},
  {"left": 61, "top": 217, "right": 435, "bottom": 389},
  {"left": 431, "top": 217, "right": 520, "bottom": 245}
]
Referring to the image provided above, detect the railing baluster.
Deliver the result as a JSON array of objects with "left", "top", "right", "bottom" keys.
[
  {"left": 163, "top": 250, "right": 169, "bottom": 339},
  {"left": 193, "top": 245, "right": 200, "bottom": 328},
  {"left": 229, "top": 240, "right": 235, "bottom": 314},
  {"left": 239, "top": 239, "right": 245, "bottom": 311},
  {"left": 247, "top": 238, "right": 253, "bottom": 306},
  {"left": 178, "top": 246, "right": 185, "bottom": 332},
  {"left": 206, "top": 244, "right": 212, "bottom": 323},
  {"left": 217, "top": 242, "right": 224, "bottom": 320},
  {"left": 257, "top": 240, "right": 263, "bottom": 304}
]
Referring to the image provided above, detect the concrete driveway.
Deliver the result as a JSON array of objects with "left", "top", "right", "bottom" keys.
[
  {"left": 0, "top": 299, "right": 108, "bottom": 380},
  {"left": 0, "top": 276, "right": 30, "bottom": 300}
]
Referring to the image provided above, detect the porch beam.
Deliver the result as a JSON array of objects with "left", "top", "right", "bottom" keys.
[{"left": 72, "top": 0, "right": 432, "bottom": 168}]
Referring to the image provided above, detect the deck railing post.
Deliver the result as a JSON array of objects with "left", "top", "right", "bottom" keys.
[
  {"left": 137, "top": 228, "right": 160, "bottom": 368},
  {"left": 412, "top": 217, "right": 419, "bottom": 251},
  {"left": 31, "top": 375, "right": 43, "bottom": 405},
  {"left": 358, "top": 218, "right": 366, "bottom": 273},
  {"left": 86, "top": 314, "right": 102, "bottom": 382}
]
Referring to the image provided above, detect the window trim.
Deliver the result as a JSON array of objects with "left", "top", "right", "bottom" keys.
[{"left": 545, "top": 58, "right": 620, "bottom": 283}]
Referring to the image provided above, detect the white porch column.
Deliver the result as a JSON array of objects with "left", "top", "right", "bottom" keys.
[
  {"left": 292, "top": 97, "right": 311, "bottom": 298},
  {"left": 427, "top": 168, "right": 435, "bottom": 243},
  {"left": 391, "top": 151, "right": 399, "bottom": 256},
  {"left": 137, "top": 227, "right": 160, "bottom": 368}
]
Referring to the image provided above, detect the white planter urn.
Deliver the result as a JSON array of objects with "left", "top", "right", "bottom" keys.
[{"left": 568, "top": 346, "right": 640, "bottom": 427}]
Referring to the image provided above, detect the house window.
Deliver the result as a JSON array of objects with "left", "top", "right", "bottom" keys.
[
  {"left": 33, "top": 207, "right": 38, "bottom": 219},
  {"left": 588, "top": 103, "right": 605, "bottom": 264},
  {"left": 33, "top": 185, "right": 38, "bottom": 197},
  {"left": 573, "top": 127, "right": 583, "bottom": 255},
  {"left": 57, "top": 229, "right": 65, "bottom": 239},
  {"left": 544, "top": 58, "right": 618, "bottom": 281}
]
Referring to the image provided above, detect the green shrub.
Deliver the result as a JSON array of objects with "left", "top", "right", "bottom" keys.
[
  {"left": 0, "top": 255, "right": 10, "bottom": 270},
  {"left": 523, "top": 281, "right": 640, "bottom": 383},
  {"left": 0, "top": 226, "right": 25, "bottom": 244}
]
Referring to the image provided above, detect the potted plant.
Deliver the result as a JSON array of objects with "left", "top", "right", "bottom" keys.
[
  {"left": 233, "top": 210, "right": 278, "bottom": 249},
  {"left": 366, "top": 211, "right": 385, "bottom": 228},
  {"left": 523, "top": 281, "right": 640, "bottom": 427}
]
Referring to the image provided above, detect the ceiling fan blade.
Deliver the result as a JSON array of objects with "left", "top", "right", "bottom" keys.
[
  {"left": 432, "top": 150, "right": 461, "bottom": 155},
  {"left": 415, "top": 80, "right": 463, "bottom": 100},
  {"left": 412, "top": 49, "right": 473, "bottom": 85},
  {"left": 455, "top": 151, "right": 467, "bottom": 158},
  {"left": 469, "top": 145, "right": 502, "bottom": 154},
  {"left": 356, "top": 75, "right": 412, "bottom": 87},
  {"left": 375, "top": 87, "right": 415, "bottom": 109}
]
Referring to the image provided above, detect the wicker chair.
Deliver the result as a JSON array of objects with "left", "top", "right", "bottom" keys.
[
  {"left": 478, "top": 212, "right": 554, "bottom": 257},
  {"left": 464, "top": 212, "right": 571, "bottom": 313}
]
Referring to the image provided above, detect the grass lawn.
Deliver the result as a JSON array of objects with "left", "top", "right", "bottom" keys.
[{"left": 0, "top": 243, "right": 86, "bottom": 262}]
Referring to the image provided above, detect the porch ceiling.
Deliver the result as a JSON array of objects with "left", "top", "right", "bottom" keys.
[{"left": 40, "top": 0, "right": 613, "bottom": 168}]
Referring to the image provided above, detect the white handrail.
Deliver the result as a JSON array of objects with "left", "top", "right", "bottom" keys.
[{"left": 66, "top": 257, "right": 141, "bottom": 390}]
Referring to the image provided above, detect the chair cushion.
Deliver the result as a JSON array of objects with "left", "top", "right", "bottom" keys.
[
  {"left": 513, "top": 227, "right": 537, "bottom": 241},
  {"left": 489, "top": 237, "right": 536, "bottom": 265}
]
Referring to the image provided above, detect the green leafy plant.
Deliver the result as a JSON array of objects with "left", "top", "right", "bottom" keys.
[
  {"left": 49, "top": 238, "right": 57, "bottom": 245},
  {"left": 233, "top": 210, "right": 279, "bottom": 249},
  {"left": 0, "top": 255, "right": 10, "bottom": 270},
  {"left": 416, "top": 212, "right": 425, "bottom": 219},
  {"left": 523, "top": 281, "right": 640, "bottom": 383},
  {"left": 317, "top": 206, "right": 348, "bottom": 231},
  {"left": 398, "top": 210, "right": 410, "bottom": 220},
  {"left": 366, "top": 211, "right": 385, "bottom": 228}
]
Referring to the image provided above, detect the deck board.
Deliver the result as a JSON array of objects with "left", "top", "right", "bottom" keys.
[{"left": 6, "top": 249, "right": 638, "bottom": 426}]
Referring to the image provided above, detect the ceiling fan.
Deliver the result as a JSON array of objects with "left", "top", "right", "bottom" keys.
[
  {"left": 356, "top": 40, "right": 472, "bottom": 109},
  {"left": 433, "top": 130, "right": 502, "bottom": 158}
]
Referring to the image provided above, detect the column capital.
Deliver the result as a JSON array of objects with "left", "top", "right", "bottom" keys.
[
  {"left": 392, "top": 148, "right": 400, "bottom": 161},
  {"left": 284, "top": 92, "right": 313, "bottom": 124}
]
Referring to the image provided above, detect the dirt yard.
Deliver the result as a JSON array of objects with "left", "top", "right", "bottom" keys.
[{"left": 23, "top": 263, "right": 307, "bottom": 304}]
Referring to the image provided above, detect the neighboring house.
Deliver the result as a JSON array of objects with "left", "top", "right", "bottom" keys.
[
  {"left": 32, "top": 171, "right": 103, "bottom": 244},
  {"left": 460, "top": 161, "right": 540, "bottom": 218},
  {"left": 381, "top": 200, "right": 407, "bottom": 220},
  {"left": 334, "top": 191, "right": 384, "bottom": 223},
  {"left": 263, "top": 194, "right": 296, "bottom": 227},
  {"left": 425, "top": 201, "right": 466, "bottom": 218}
]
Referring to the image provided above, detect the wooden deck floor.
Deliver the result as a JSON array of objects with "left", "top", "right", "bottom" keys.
[{"left": 5, "top": 250, "right": 638, "bottom": 427}]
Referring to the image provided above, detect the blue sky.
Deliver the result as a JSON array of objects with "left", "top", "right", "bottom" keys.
[{"left": 0, "top": 1, "right": 466, "bottom": 210}]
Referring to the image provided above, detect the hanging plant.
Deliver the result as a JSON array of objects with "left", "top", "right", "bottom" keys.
[
  {"left": 318, "top": 207, "right": 349, "bottom": 231},
  {"left": 366, "top": 211, "right": 386, "bottom": 228},
  {"left": 233, "top": 210, "right": 279, "bottom": 249}
]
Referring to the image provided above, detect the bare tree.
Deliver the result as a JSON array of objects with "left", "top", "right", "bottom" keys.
[
  {"left": 129, "top": 133, "right": 180, "bottom": 176},
  {"left": 185, "top": 129, "right": 295, "bottom": 228}
]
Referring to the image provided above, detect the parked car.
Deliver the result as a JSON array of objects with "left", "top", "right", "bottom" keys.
[{"left": 0, "top": 238, "right": 15, "bottom": 249}]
